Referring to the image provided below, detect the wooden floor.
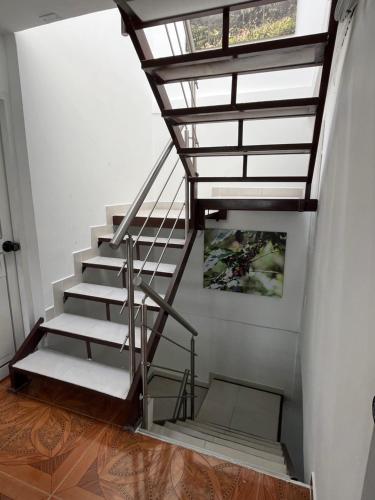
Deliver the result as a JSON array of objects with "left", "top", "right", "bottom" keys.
[{"left": 0, "top": 378, "right": 310, "bottom": 499}]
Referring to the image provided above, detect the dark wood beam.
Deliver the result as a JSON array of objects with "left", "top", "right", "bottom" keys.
[
  {"left": 197, "top": 198, "right": 318, "bottom": 212},
  {"left": 179, "top": 144, "right": 312, "bottom": 157},
  {"left": 189, "top": 176, "right": 308, "bottom": 182}
]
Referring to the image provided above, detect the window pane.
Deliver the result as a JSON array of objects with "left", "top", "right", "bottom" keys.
[
  {"left": 190, "top": 13, "right": 223, "bottom": 51},
  {"left": 229, "top": 0, "right": 298, "bottom": 47}
]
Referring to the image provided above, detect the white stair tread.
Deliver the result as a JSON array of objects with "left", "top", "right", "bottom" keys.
[
  {"left": 188, "top": 420, "right": 281, "bottom": 450},
  {"left": 150, "top": 424, "right": 287, "bottom": 476},
  {"left": 164, "top": 422, "right": 284, "bottom": 463},
  {"left": 13, "top": 348, "right": 130, "bottom": 399},
  {"left": 100, "top": 234, "right": 185, "bottom": 247},
  {"left": 176, "top": 420, "right": 283, "bottom": 455},
  {"left": 83, "top": 256, "right": 176, "bottom": 275},
  {"left": 197, "top": 421, "right": 281, "bottom": 447},
  {"left": 42, "top": 313, "right": 150, "bottom": 348},
  {"left": 116, "top": 208, "right": 186, "bottom": 219},
  {"left": 65, "top": 283, "right": 163, "bottom": 308}
]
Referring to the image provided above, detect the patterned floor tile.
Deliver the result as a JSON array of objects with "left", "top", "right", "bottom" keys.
[
  {"left": 0, "top": 471, "right": 49, "bottom": 499},
  {"left": 0, "top": 394, "right": 106, "bottom": 494},
  {"left": 0, "top": 380, "right": 310, "bottom": 500}
]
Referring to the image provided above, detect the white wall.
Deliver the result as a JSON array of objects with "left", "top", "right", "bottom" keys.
[
  {"left": 0, "top": 33, "right": 44, "bottom": 333},
  {"left": 155, "top": 209, "right": 310, "bottom": 476},
  {"left": 301, "top": 1, "right": 375, "bottom": 499},
  {"left": 16, "top": 9, "right": 154, "bottom": 308}
]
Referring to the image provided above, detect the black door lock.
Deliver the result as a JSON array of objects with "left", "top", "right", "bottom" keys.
[{"left": 2, "top": 241, "right": 20, "bottom": 253}]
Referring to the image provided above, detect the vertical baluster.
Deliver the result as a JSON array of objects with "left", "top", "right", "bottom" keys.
[
  {"left": 190, "top": 336, "right": 195, "bottom": 420},
  {"left": 126, "top": 234, "right": 136, "bottom": 379},
  {"left": 185, "top": 174, "right": 190, "bottom": 240},
  {"left": 141, "top": 303, "right": 148, "bottom": 429}
]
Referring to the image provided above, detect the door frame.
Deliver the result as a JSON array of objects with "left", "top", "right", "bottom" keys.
[{"left": 0, "top": 37, "right": 44, "bottom": 343}]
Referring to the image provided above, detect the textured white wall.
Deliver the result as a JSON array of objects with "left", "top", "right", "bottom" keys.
[
  {"left": 301, "top": 2, "right": 375, "bottom": 498},
  {"left": 16, "top": 9, "right": 154, "bottom": 309}
]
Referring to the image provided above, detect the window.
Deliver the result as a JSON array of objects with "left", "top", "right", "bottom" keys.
[{"left": 189, "top": 0, "right": 298, "bottom": 51}]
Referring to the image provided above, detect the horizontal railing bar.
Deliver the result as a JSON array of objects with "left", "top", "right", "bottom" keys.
[
  {"left": 110, "top": 139, "right": 174, "bottom": 249},
  {"left": 148, "top": 362, "right": 198, "bottom": 376},
  {"left": 147, "top": 326, "right": 197, "bottom": 355},
  {"left": 143, "top": 394, "right": 197, "bottom": 399},
  {"left": 135, "top": 278, "right": 198, "bottom": 337}
]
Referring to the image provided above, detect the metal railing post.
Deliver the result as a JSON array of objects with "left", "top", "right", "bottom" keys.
[
  {"left": 126, "top": 234, "right": 136, "bottom": 379},
  {"left": 141, "top": 303, "right": 149, "bottom": 429},
  {"left": 184, "top": 174, "right": 189, "bottom": 240},
  {"left": 190, "top": 336, "right": 195, "bottom": 420}
]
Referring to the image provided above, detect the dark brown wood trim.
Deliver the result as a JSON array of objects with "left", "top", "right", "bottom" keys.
[
  {"left": 117, "top": 4, "right": 195, "bottom": 177},
  {"left": 189, "top": 176, "right": 308, "bottom": 183},
  {"left": 163, "top": 98, "right": 319, "bottom": 125},
  {"left": 127, "top": 230, "right": 197, "bottom": 402},
  {"left": 305, "top": 0, "right": 338, "bottom": 199},
  {"left": 197, "top": 198, "right": 318, "bottom": 212},
  {"left": 142, "top": 33, "right": 328, "bottom": 69},
  {"left": 112, "top": 214, "right": 185, "bottom": 229},
  {"left": 98, "top": 236, "right": 185, "bottom": 249},
  {"left": 9, "top": 318, "right": 45, "bottom": 392},
  {"left": 63, "top": 292, "right": 161, "bottom": 312},
  {"left": 82, "top": 262, "right": 174, "bottom": 278},
  {"left": 10, "top": 318, "right": 44, "bottom": 366},
  {"left": 179, "top": 144, "right": 312, "bottom": 157}
]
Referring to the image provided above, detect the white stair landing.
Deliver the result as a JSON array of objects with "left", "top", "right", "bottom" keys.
[
  {"left": 41, "top": 313, "right": 150, "bottom": 349},
  {"left": 12, "top": 348, "right": 130, "bottom": 399}
]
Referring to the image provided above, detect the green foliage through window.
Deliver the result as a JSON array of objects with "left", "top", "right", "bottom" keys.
[{"left": 190, "top": 0, "right": 297, "bottom": 51}]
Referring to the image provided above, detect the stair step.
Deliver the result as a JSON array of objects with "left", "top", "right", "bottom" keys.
[
  {"left": 179, "top": 144, "right": 312, "bottom": 158},
  {"left": 98, "top": 234, "right": 185, "bottom": 249},
  {"left": 113, "top": 208, "right": 186, "bottom": 229},
  {"left": 82, "top": 256, "right": 176, "bottom": 277},
  {"left": 197, "top": 421, "right": 281, "bottom": 447},
  {"left": 180, "top": 420, "right": 282, "bottom": 455},
  {"left": 163, "top": 98, "right": 319, "bottom": 125},
  {"left": 150, "top": 424, "right": 288, "bottom": 476},
  {"left": 12, "top": 348, "right": 130, "bottom": 399},
  {"left": 64, "top": 283, "right": 162, "bottom": 311},
  {"left": 41, "top": 313, "right": 150, "bottom": 349},
  {"left": 164, "top": 422, "right": 284, "bottom": 463},
  {"left": 142, "top": 33, "right": 328, "bottom": 84}
]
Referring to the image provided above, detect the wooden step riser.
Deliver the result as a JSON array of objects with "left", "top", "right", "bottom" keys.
[
  {"left": 9, "top": 370, "right": 139, "bottom": 427},
  {"left": 82, "top": 263, "right": 174, "bottom": 278},
  {"left": 63, "top": 292, "right": 161, "bottom": 312},
  {"left": 40, "top": 327, "right": 133, "bottom": 350},
  {"left": 98, "top": 238, "right": 184, "bottom": 249},
  {"left": 113, "top": 215, "right": 185, "bottom": 229}
]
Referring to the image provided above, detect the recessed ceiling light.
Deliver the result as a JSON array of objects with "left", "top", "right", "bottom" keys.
[{"left": 39, "top": 13, "right": 63, "bottom": 24}]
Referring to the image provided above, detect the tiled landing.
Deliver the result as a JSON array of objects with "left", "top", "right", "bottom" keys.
[{"left": 0, "top": 377, "right": 310, "bottom": 499}]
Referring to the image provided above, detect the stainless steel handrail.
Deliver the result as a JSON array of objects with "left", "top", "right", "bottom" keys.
[
  {"left": 110, "top": 139, "right": 174, "bottom": 249},
  {"left": 135, "top": 277, "right": 198, "bottom": 337},
  {"left": 172, "top": 369, "right": 190, "bottom": 421}
]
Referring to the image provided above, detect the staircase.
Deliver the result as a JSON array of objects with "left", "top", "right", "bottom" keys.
[
  {"left": 8, "top": 0, "right": 339, "bottom": 488},
  {"left": 116, "top": 0, "right": 338, "bottom": 212}
]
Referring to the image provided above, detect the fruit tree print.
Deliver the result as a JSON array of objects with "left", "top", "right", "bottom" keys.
[{"left": 204, "top": 229, "right": 287, "bottom": 298}]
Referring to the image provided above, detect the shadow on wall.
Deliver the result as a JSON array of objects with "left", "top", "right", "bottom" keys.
[{"left": 361, "top": 427, "right": 375, "bottom": 500}]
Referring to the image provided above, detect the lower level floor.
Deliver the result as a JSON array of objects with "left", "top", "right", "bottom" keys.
[{"left": 0, "top": 377, "right": 309, "bottom": 499}]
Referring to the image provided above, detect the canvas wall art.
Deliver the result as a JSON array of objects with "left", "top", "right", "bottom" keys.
[{"left": 203, "top": 229, "right": 287, "bottom": 298}]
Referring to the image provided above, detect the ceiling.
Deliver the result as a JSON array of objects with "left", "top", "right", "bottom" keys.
[{"left": 0, "top": 0, "right": 114, "bottom": 33}]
